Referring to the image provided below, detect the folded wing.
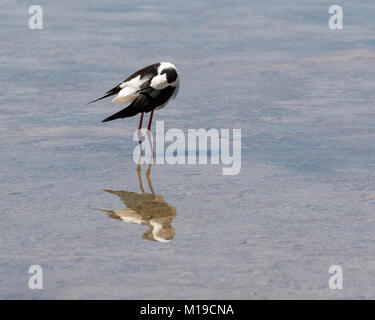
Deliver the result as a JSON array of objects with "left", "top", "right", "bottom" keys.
[
  {"left": 88, "top": 63, "right": 160, "bottom": 104},
  {"left": 102, "top": 86, "right": 176, "bottom": 122}
]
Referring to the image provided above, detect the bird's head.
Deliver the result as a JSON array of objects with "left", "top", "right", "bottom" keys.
[
  {"left": 161, "top": 68, "right": 178, "bottom": 84},
  {"left": 158, "top": 62, "right": 178, "bottom": 85}
]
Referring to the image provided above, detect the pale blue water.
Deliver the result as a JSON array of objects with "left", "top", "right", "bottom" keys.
[{"left": 1, "top": 0, "right": 374, "bottom": 299}]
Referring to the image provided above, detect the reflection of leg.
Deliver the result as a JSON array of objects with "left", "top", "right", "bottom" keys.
[
  {"left": 146, "top": 162, "right": 154, "bottom": 194},
  {"left": 137, "top": 163, "right": 145, "bottom": 194},
  {"left": 137, "top": 149, "right": 145, "bottom": 193},
  {"left": 137, "top": 143, "right": 143, "bottom": 166}
]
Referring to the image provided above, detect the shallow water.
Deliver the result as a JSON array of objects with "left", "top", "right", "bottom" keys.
[{"left": 1, "top": 0, "right": 375, "bottom": 299}]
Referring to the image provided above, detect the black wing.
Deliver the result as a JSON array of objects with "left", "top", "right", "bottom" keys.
[
  {"left": 88, "top": 63, "right": 160, "bottom": 104},
  {"left": 102, "top": 86, "right": 175, "bottom": 122}
]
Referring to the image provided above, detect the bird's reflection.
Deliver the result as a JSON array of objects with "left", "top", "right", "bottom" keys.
[{"left": 98, "top": 160, "right": 177, "bottom": 242}]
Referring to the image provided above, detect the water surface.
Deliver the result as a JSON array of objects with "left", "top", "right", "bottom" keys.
[{"left": 1, "top": 0, "right": 375, "bottom": 299}]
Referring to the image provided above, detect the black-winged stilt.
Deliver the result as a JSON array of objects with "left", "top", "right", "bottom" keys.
[{"left": 89, "top": 62, "right": 179, "bottom": 131}]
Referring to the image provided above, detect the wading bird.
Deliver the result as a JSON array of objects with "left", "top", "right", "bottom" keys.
[{"left": 89, "top": 62, "right": 179, "bottom": 131}]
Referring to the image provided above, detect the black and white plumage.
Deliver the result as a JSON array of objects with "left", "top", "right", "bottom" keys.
[{"left": 89, "top": 62, "right": 179, "bottom": 128}]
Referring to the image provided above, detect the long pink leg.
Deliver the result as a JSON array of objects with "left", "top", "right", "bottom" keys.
[
  {"left": 138, "top": 112, "right": 144, "bottom": 130},
  {"left": 147, "top": 111, "right": 154, "bottom": 157},
  {"left": 137, "top": 112, "right": 144, "bottom": 155},
  {"left": 147, "top": 110, "right": 154, "bottom": 130},
  {"left": 138, "top": 113, "right": 144, "bottom": 140}
]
